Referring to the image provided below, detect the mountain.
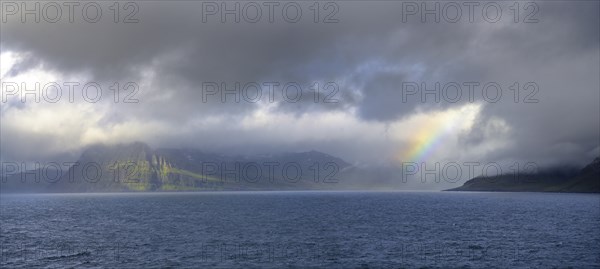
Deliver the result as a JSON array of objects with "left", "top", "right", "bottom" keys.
[
  {"left": 446, "top": 157, "right": 600, "bottom": 193},
  {"left": 4, "top": 144, "right": 597, "bottom": 193},
  {"left": 1, "top": 142, "right": 354, "bottom": 193}
]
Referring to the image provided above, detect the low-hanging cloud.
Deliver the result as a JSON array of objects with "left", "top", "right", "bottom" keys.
[{"left": 1, "top": 1, "right": 598, "bottom": 186}]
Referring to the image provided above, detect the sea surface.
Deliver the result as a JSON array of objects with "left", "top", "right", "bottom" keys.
[{"left": 1, "top": 191, "right": 599, "bottom": 268}]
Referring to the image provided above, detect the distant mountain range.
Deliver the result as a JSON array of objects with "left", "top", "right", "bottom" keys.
[
  {"left": 446, "top": 157, "right": 600, "bottom": 193},
  {"left": 0, "top": 142, "right": 368, "bottom": 192},
  {"left": 2, "top": 142, "right": 598, "bottom": 193}
]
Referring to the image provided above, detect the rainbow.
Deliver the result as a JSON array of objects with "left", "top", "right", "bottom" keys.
[
  {"left": 401, "top": 118, "right": 459, "bottom": 163},
  {"left": 398, "top": 104, "right": 479, "bottom": 163}
]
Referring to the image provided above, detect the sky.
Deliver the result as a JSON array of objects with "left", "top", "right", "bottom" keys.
[{"left": 0, "top": 1, "right": 598, "bottom": 187}]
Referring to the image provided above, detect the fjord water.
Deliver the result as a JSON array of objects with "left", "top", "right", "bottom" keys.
[{"left": 1, "top": 192, "right": 599, "bottom": 269}]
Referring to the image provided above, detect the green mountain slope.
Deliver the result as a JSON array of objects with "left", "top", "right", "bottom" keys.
[{"left": 4, "top": 142, "right": 353, "bottom": 192}]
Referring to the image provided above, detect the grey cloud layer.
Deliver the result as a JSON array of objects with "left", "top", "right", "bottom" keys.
[{"left": 1, "top": 1, "right": 598, "bottom": 170}]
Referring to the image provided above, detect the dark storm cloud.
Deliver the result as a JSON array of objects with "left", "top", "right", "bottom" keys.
[
  {"left": 453, "top": 1, "right": 600, "bottom": 167},
  {"left": 1, "top": 1, "right": 598, "bottom": 171}
]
